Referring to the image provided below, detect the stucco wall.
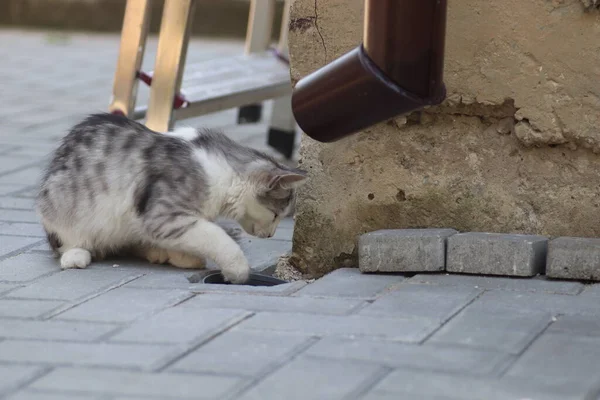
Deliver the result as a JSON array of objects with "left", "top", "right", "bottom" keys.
[{"left": 288, "top": 0, "right": 600, "bottom": 276}]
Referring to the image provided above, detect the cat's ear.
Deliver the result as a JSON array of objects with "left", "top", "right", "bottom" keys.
[{"left": 263, "top": 169, "right": 308, "bottom": 191}]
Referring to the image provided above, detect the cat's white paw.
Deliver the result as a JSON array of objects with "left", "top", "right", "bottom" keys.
[
  {"left": 60, "top": 248, "right": 92, "bottom": 269},
  {"left": 221, "top": 254, "right": 250, "bottom": 284},
  {"left": 167, "top": 251, "right": 206, "bottom": 269},
  {"left": 144, "top": 248, "right": 169, "bottom": 264}
]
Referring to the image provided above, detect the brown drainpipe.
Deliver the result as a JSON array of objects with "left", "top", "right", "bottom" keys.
[{"left": 291, "top": 0, "right": 448, "bottom": 142}]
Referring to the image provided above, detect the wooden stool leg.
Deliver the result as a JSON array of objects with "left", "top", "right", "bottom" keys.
[
  {"left": 267, "top": 0, "right": 296, "bottom": 159},
  {"left": 145, "top": 0, "right": 195, "bottom": 132},
  {"left": 238, "top": 0, "right": 276, "bottom": 125},
  {"left": 109, "top": 0, "right": 152, "bottom": 117}
]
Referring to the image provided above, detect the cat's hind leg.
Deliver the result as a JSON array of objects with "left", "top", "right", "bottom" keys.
[
  {"left": 60, "top": 248, "right": 92, "bottom": 269},
  {"left": 166, "top": 250, "right": 206, "bottom": 269}
]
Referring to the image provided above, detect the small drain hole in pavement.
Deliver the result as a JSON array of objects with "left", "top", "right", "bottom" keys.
[{"left": 202, "top": 271, "right": 287, "bottom": 286}]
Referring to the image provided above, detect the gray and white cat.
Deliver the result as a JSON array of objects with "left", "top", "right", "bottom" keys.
[{"left": 36, "top": 114, "right": 306, "bottom": 284}]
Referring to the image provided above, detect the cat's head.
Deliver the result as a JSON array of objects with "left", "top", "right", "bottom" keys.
[{"left": 237, "top": 164, "right": 307, "bottom": 238}]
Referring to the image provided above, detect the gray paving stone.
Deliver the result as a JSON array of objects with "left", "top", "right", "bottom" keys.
[
  {"left": 506, "top": 333, "right": 600, "bottom": 387},
  {"left": 408, "top": 273, "right": 584, "bottom": 295},
  {"left": 0, "top": 283, "right": 19, "bottom": 296},
  {"left": 0, "top": 197, "right": 35, "bottom": 210},
  {"left": 547, "top": 314, "right": 600, "bottom": 336},
  {"left": 237, "top": 356, "right": 385, "bottom": 400},
  {"left": 122, "top": 270, "right": 205, "bottom": 289},
  {"left": 367, "top": 369, "right": 585, "bottom": 400},
  {"left": 0, "top": 365, "right": 46, "bottom": 397},
  {"left": 239, "top": 312, "right": 436, "bottom": 341},
  {"left": 240, "top": 238, "right": 292, "bottom": 272},
  {"left": 0, "top": 167, "right": 43, "bottom": 185},
  {"left": 293, "top": 268, "right": 403, "bottom": 299},
  {"left": 0, "top": 236, "right": 41, "bottom": 258},
  {"left": 110, "top": 307, "right": 250, "bottom": 344},
  {"left": 8, "top": 268, "right": 142, "bottom": 301},
  {"left": 0, "top": 209, "right": 39, "bottom": 223},
  {"left": 0, "top": 298, "right": 64, "bottom": 318},
  {"left": 546, "top": 237, "right": 600, "bottom": 280},
  {"left": 0, "top": 221, "right": 46, "bottom": 237},
  {"left": 0, "top": 340, "right": 179, "bottom": 370},
  {"left": 170, "top": 329, "right": 312, "bottom": 376},
  {"left": 468, "top": 289, "right": 600, "bottom": 317},
  {"left": 56, "top": 287, "right": 191, "bottom": 323},
  {"left": 191, "top": 280, "right": 307, "bottom": 296},
  {"left": 0, "top": 252, "right": 58, "bottom": 282},
  {"left": 0, "top": 185, "right": 30, "bottom": 196},
  {"left": 31, "top": 367, "right": 243, "bottom": 399},
  {"left": 306, "top": 337, "right": 512, "bottom": 376},
  {"left": 359, "top": 284, "right": 481, "bottom": 322},
  {"left": 0, "top": 318, "right": 117, "bottom": 341},
  {"left": 429, "top": 302, "right": 553, "bottom": 354},
  {"left": 5, "top": 391, "right": 100, "bottom": 400},
  {"left": 359, "top": 229, "right": 457, "bottom": 272},
  {"left": 446, "top": 233, "right": 548, "bottom": 276},
  {"left": 180, "top": 292, "right": 365, "bottom": 315},
  {"left": 580, "top": 283, "right": 600, "bottom": 297}
]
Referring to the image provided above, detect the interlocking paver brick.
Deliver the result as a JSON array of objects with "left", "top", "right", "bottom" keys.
[
  {"left": 0, "top": 283, "right": 19, "bottom": 296},
  {"left": 0, "top": 365, "right": 46, "bottom": 397},
  {"left": 446, "top": 233, "right": 548, "bottom": 276},
  {"left": 0, "top": 252, "right": 57, "bottom": 282},
  {"left": 546, "top": 237, "right": 600, "bottom": 280},
  {"left": 408, "top": 273, "right": 584, "bottom": 295},
  {"left": 580, "top": 283, "right": 600, "bottom": 297},
  {"left": 237, "top": 356, "right": 384, "bottom": 400},
  {"left": 0, "top": 210, "right": 39, "bottom": 223},
  {"left": 0, "top": 298, "right": 63, "bottom": 318},
  {"left": 8, "top": 268, "right": 142, "bottom": 301},
  {"left": 5, "top": 391, "right": 100, "bottom": 400},
  {"left": 428, "top": 303, "right": 552, "bottom": 354},
  {"left": 306, "top": 337, "right": 512, "bottom": 376},
  {"left": 359, "top": 229, "right": 457, "bottom": 272},
  {"left": 546, "top": 314, "right": 600, "bottom": 336},
  {"left": 365, "top": 369, "right": 585, "bottom": 400},
  {"left": 56, "top": 287, "right": 191, "bottom": 323},
  {"left": 170, "top": 329, "right": 313, "bottom": 376},
  {"left": 0, "top": 340, "right": 179, "bottom": 370},
  {"left": 506, "top": 333, "right": 600, "bottom": 386},
  {"left": 293, "top": 268, "right": 403, "bottom": 298},
  {"left": 0, "top": 197, "right": 35, "bottom": 210},
  {"left": 0, "top": 167, "right": 44, "bottom": 185},
  {"left": 180, "top": 293, "right": 364, "bottom": 315},
  {"left": 239, "top": 312, "right": 436, "bottom": 342},
  {"left": 359, "top": 284, "right": 481, "bottom": 322},
  {"left": 0, "top": 236, "right": 42, "bottom": 258},
  {"left": 0, "top": 221, "right": 46, "bottom": 237},
  {"left": 109, "top": 307, "right": 250, "bottom": 344},
  {"left": 31, "top": 367, "right": 243, "bottom": 399},
  {"left": 0, "top": 318, "right": 118, "bottom": 341}
]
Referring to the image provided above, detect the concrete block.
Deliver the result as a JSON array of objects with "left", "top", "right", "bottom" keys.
[
  {"left": 408, "top": 273, "right": 584, "bottom": 295},
  {"left": 305, "top": 337, "right": 512, "bottom": 376},
  {"left": 0, "top": 221, "right": 46, "bottom": 237},
  {"left": 546, "top": 237, "right": 600, "bottom": 281},
  {"left": 359, "top": 229, "right": 457, "bottom": 272},
  {"left": 237, "top": 356, "right": 383, "bottom": 400},
  {"left": 0, "top": 299, "right": 63, "bottom": 318},
  {"left": 0, "top": 252, "right": 58, "bottom": 282},
  {"left": 56, "top": 288, "right": 191, "bottom": 323},
  {"left": 109, "top": 307, "right": 250, "bottom": 344},
  {"left": 238, "top": 312, "right": 436, "bottom": 342},
  {"left": 181, "top": 293, "right": 364, "bottom": 315},
  {"left": 446, "top": 233, "right": 548, "bottom": 276},
  {"left": 293, "top": 268, "right": 403, "bottom": 299},
  {"left": 0, "top": 318, "right": 118, "bottom": 341},
  {"left": 169, "top": 330, "right": 312, "bottom": 377},
  {"left": 0, "top": 365, "right": 45, "bottom": 397},
  {"left": 0, "top": 236, "right": 41, "bottom": 258},
  {"left": 32, "top": 368, "right": 241, "bottom": 399},
  {"left": 359, "top": 284, "right": 481, "bottom": 322},
  {"left": 506, "top": 334, "right": 600, "bottom": 386},
  {"left": 0, "top": 340, "right": 180, "bottom": 370}
]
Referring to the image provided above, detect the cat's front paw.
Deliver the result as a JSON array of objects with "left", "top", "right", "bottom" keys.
[
  {"left": 221, "top": 254, "right": 250, "bottom": 284},
  {"left": 60, "top": 248, "right": 92, "bottom": 269}
]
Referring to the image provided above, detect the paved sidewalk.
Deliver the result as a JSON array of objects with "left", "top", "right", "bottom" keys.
[{"left": 1, "top": 29, "right": 600, "bottom": 400}]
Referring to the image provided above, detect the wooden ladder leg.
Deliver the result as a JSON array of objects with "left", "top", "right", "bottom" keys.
[
  {"left": 145, "top": 0, "right": 195, "bottom": 132},
  {"left": 267, "top": 0, "right": 296, "bottom": 159},
  {"left": 238, "top": 0, "right": 276, "bottom": 124},
  {"left": 109, "top": 0, "right": 152, "bottom": 117}
]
